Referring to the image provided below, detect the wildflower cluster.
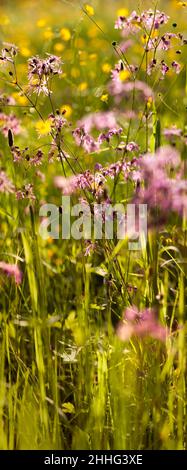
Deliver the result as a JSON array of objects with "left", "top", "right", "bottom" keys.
[
  {"left": 134, "top": 146, "right": 187, "bottom": 223},
  {"left": 117, "top": 306, "right": 168, "bottom": 342},
  {"left": 28, "top": 54, "right": 63, "bottom": 95}
]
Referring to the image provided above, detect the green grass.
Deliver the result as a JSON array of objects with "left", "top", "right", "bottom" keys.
[{"left": 0, "top": 0, "right": 187, "bottom": 450}]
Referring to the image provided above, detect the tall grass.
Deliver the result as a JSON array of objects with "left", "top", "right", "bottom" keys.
[{"left": 0, "top": 0, "right": 187, "bottom": 451}]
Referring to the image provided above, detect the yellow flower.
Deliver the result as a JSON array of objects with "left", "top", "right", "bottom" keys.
[
  {"left": 89, "top": 53, "right": 97, "bottom": 60},
  {"left": 78, "top": 82, "right": 88, "bottom": 92},
  {"left": 102, "top": 63, "right": 111, "bottom": 74},
  {"left": 13, "top": 92, "right": 28, "bottom": 106},
  {"left": 177, "top": 1, "right": 187, "bottom": 6},
  {"left": 60, "top": 104, "right": 72, "bottom": 119},
  {"left": 119, "top": 70, "right": 131, "bottom": 81},
  {"left": 85, "top": 4, "right": 95, "bottom": 16},
  {"left": 35, "top": 120, "right": 51, "bottom": 136},
  {"left": 60, "top": 28, "right": 71, "bottom": 41},
  {"left": 100, "top": 93, "right": 108, "bottom": 103},
  {"left": 43, "top": 28, "right": 54, "bottom": 40},
  {"left": 54, "top": 42, "right": 65, "bottom": 52},
  {"left": 37, "top": 18, "right": 47, "bottom": 28},
  {"left": 20, "top": 46, "right": 31, "bottom": 57},
  {"left": 116, "top": 8, "right": 129, "bottom": 17}
]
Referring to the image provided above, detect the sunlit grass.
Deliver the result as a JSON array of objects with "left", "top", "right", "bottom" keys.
[{"left": 0, "top": 0, "right": 187, "bottom": 451}]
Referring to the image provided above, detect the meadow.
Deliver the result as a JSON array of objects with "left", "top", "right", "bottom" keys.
[{"left": 0, "top": 0, "right": 187, "bottom": 450}]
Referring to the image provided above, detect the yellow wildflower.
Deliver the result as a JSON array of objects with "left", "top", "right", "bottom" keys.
[
  {"left": 100, "top": 93, "right": 108, "bottom": 103},
  {"left": 20, "top": 46, "right": 31, "bottom": 57},
  {"left": 119, "top": 70, "right": 131, "bottom": 81},
  {"left": 43, "top": 28, "right": 54, "bottom": 40},
  {"left": 102, "top": 63, "right": 111, "bottom": 74},
  {"left": 116, "top": 8, "right": 129, "bottom": 17},
  {"left": 54, "top": 42, "right": 65, "bottom": 53},
  {"left": 37, "top": 18, "right": 47, "bottom": 28},
  {"left": 89, "top": 53, "right": 97, "bottom": 60},
  {"left": 13, "top": 93, "right": 28, "bottom": 106},
  {"left": 60, "top": 28, "right": 71, "bottom": 41},
  {"left": 35, "top": 120, "right": 51, "bottom": 136},
  {"left": 85, "top": 4, "right": 95, "bottom": 16},
  {"left": 78, "top": 82, "right": 88, "bottom": 92}
]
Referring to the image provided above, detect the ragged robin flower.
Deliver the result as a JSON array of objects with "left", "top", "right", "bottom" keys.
[
  {"left": 28, "top": 54, "right": 63, "bottom": 79},
  {"left": 28, "top": 54, "right": 63, "bottom": 95},
  {"left": 0, "top": 42, "right": 18, "bottom": 64}
]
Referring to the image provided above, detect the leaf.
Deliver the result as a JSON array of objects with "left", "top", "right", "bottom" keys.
[{"left": 21, "top": 233, "right": 38, "bottom": 313}]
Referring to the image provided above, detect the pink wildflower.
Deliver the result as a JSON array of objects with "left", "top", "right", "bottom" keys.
[
  {"left": 16, "top": 184, "right": 35, "bottom": 200},
  {"left": 109, "top": 78, "right": 154, "bottom": 101},
  {"left": 161, "top": 61, "right": 169, "bottom": 76},
  {"left": 172, "top": 61, "right": 181, "bottom": 74},
  {"left": 28, "top": 54, "right": 62, "bottom": 80},
  {"left": 72, "top": 127, "right": 100, "bottom": 153},
  {"left": 35, "top": 170, "right": 45, "bottom": 182},
  {"left": 78, "top": 112, "right": 117, "bottom": 133},
  {"left": 0, "top": 42, "right": 18, "bottom": 64},
  {"left": 117, "top": 306, "right": 168, "bottom": 342},
  {"left": 164, "top": 126, "right": 182, "bottom": 139},
  {"left": 28, "top": 54, "right": 63, "bottom": 95},
  {"left": 98, "top": 128, "right": 122, "bottom": 143},
  {"left": 0, "top": 261, "right": 22, "bottom": 285},
  {"left": 0, "top": 171, "right": 15, "bottom": 193},
  {"left": 0, "top": 113, "right": 21, "bottom": 137}
]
